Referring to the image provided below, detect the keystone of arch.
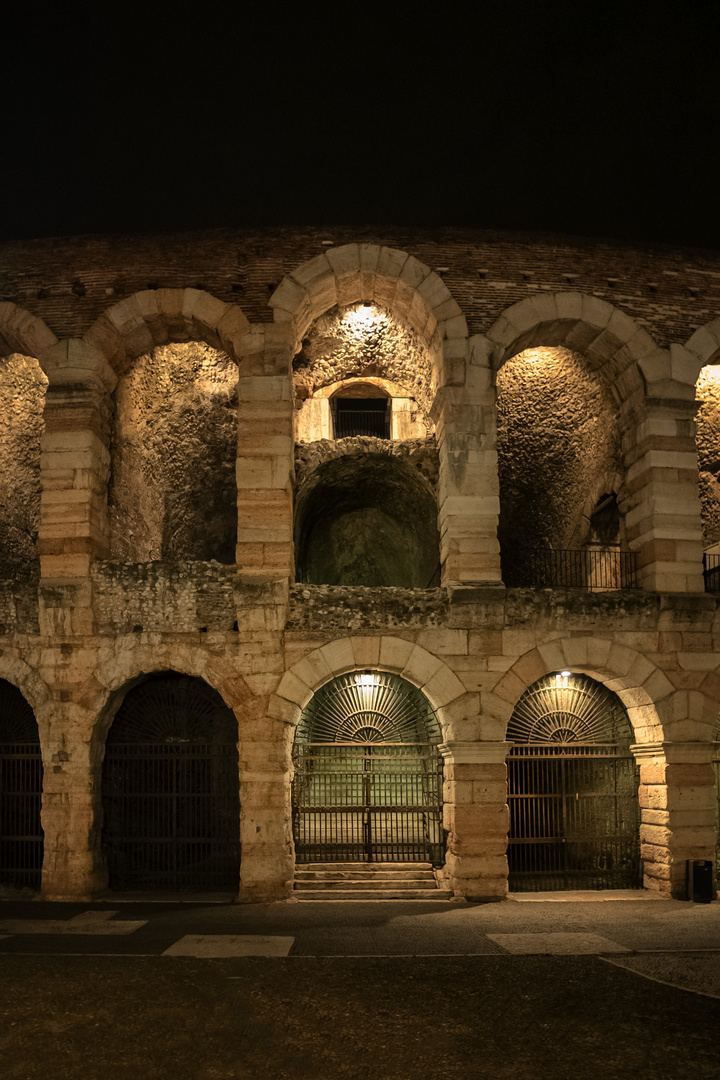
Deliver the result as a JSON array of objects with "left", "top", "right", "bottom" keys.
[
  {"left": 269, "top": 635, "right": 468, "bottom": 737},
  {"left": 485, "top": 293, "right": 658, "bottom": 402},
  {"left": 0, "top": 302, "right": 58, "bottom": 361},
  {"left": 490, "top": 636, "right": 675, "bottom": 745},
  {"left": 83, "top": 288, "right": 250, "bottom": 374},
  {"left": 269, "top": 244, "right": 468, "bottom": 356}
]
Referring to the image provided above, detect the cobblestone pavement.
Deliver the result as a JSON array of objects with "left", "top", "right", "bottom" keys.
[{"left": 1, "top": 896, "right": 719, "bottom": 1079}]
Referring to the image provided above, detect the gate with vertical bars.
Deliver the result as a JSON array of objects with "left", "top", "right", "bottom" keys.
[
  {"left": 292, "top": 671, "right": 445, "bottom": 865},
  {"left": 506, "top": 673, "right": 641, "bottom": 891},
  {"left": 0, "top": 679, "right": 43, "bottom": 890}
]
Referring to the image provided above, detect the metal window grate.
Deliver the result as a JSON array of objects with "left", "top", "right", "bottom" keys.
[
  {"left": 0, "top": 743, "right": 43, "bottom": 890},
  {"left": 704, "top": 553, "right": 720, "bottom": 593}
]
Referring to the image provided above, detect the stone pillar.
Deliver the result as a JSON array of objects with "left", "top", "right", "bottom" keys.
[
  {"left": 623, "top": 397, "right": 705, "bottom": 592},
  {"left": 632, "top": 741, "right": 717, "bottom": 898},
  {"left": 236, "top": 725, "right": 294, "bottom": 903},
  {"left": 439, "top": 741, "right": 511, "bottom": 900},
  {"left": 235, "top": 327, "right": 295, "bottom": 581},
  {"left": 40, "top": 703, "right": 105, "bottom": 900}
]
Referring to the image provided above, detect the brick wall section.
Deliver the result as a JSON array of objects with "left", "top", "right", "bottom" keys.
[{"left": 2, "top": 226, "right": 719, "bottom": 348}]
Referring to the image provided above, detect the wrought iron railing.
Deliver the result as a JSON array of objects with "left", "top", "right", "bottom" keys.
[
  {"left": 510, "top": 548, "right": 640, "bottom": 590},
  {"left": 703, "top": 553, "right": 720, "bottom": 593}
]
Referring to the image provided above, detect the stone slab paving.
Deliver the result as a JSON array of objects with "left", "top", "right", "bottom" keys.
[
  {"left": 163, "top": 935, "right": 295, "bottom": 957},
  {"left": 486, "top": 932, "right": 631, "bottom": 954}
]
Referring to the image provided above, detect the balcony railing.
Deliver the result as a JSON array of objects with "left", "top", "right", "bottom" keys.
[
  {"left": 510, "top": 548, "right": 640, "bottom": 590},
  {"left": 703, "top": 553, "right": 720, "bottom": 593}
]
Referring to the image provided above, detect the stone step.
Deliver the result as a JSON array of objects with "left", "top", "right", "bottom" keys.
[
  {"left": 294, "top": 888, "right": 454, "bottom": 901},
  {"left": 294, "top": 877, "right": 437, "bottom": 891},
  {"left": 295, "top": 869, "right": 436, "bottom": 881},
  {"left": 296, "top": 862, "right": 433, "bottom": 872}
]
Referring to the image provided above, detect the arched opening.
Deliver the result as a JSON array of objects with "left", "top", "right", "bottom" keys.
[
  {"left": 330, "top": 382, "right": 390, "bottom": 440},
  {"left": 0, "top": 679, "right": 43, "bottom": 891},
  {"left": 0, "top": 354, "right": 47, "bottom": 579},
  {"left": 695, "top": 365, "right": 720, "bottom": 588},
  {"left": 292, "top": 671, "right": 445, "bottom": 864},
  {"left": 506, "top": 672, "right": 641, "bottom": 891},
  {"left": 101, "top": 672, "right": 240, "bottom": 892},
  {"left": 496, "top": 346, "right": 631, "bottom": 588},
  {"left": 108, "top": 342, "right": 238, "bottom": 563},
  {"left": 295, "top": 452, "right": 440, "bottom": 586}
]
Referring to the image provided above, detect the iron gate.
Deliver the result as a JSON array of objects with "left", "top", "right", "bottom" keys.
[
  {"left": 508, "top": 744, "right": 641, "bottom": 890},
  {"left": 0, "top": 743, "right": 43, "bottom": 890},
  {"left": 102, "top": 674, "right": 240, "bottom": 891},
  {"left": 292, "top": 742, "right": 444, "bottom": 863}
]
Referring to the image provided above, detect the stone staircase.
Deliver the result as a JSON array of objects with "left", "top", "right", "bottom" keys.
[{"left": 293, "top": 861, "right": 453, "bottom": 900}]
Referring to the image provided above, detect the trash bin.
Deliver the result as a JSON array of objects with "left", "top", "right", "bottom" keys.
[{"left": 687, "top": 859, "right": 714, "bottom": 903}]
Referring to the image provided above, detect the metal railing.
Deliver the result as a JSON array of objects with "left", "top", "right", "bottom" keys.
[
  {"left": 703, "top": 553, "right": 720, "bottom": 593},
  {"left": 509, "top": 548, "right": 640, "bottom": 590},
  {"left": 333, "top": 409, "right": 389, "bottom": 439}
]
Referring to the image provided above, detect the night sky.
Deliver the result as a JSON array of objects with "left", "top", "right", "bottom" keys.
[{"left": 3, "top": 2, "right": 719, "bottom": 249}]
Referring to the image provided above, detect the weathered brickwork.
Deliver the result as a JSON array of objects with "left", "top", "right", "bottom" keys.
[{"left": 0, "top": 228, "right": 719, "bottom": 905}]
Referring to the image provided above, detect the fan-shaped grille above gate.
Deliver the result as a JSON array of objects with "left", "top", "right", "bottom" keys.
[
  {"left": 295, "top": 671, "right": 442, "bottom": 745},
  {"left": 507, "top": 673, "right": 632, "bottom": 745},
  {"left": 293, "top": 672, "right": 444, "bottom": 864}
]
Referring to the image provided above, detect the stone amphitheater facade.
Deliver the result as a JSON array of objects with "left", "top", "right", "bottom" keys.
[{"left": 1, "top": 226, "right": 720, "bottom": 902}]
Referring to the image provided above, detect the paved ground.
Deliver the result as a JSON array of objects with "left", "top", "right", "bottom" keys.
[{"left": 1, "top": 893, "right": 719, "bottom": 1078}]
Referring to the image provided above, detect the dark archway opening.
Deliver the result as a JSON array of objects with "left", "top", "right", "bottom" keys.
[
  {"left": 292, "top": 671, "right": 445, "bottom": 864},
  {"left": 507, "top": 673, "right": 640, "bottom": 891},
  {"left": 295, "top": 453, "right": 440, "bottom": 587},
  {"left": 0, "top": 679, "right": 43, "bottom": 891},
  {"left": 102, "top": 673, "right": 240, "bottom": 891}
]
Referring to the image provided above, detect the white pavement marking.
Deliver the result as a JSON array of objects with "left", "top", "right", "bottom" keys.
[
  {"left": 163, "top": 935, "right": 295, "bottom": 958},
  {"left": 486, "top": 932, "right": 631, "bottom": 955},
  {"left": 0, "top": 910, "right": 147, "bottom": 936}
]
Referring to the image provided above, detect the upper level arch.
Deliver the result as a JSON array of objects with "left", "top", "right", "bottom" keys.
[
  {"left": 83, "top": 288, "right": 251, "bottom": 376},
  {"left": 270, "top": 244, "right": 468, "bottom": 392},
  {"left": 0, "top": 303, "right": 57, "bottom": 363},
  {"left": 483, "top": 292, "right": 662, "bottom": 405}
]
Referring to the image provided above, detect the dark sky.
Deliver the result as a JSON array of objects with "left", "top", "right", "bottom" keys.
[{"left": 3, "top": 2, "right": 720, "bottom": 249}]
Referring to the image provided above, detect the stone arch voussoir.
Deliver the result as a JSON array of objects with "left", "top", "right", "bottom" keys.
[
  {"left": 485, "top": 293, "right": 659, "bottom": 405},
  {"left": 490, "top": 637, "right": 680, "bottom": 745},
  {"left": 0, "top": 656, "right": 52, "bottom": 723},
  {"left": 686, "top": 319, "right": 720, "bottom": 375},
  {"left": 270, "top": 635, "right": 468, "bottom": 740},
  {"left": 270, "top": 245, "right": 468, "bottom": 375},
  {"left": 0, "top": 302, "right": 58, "bottom": 361},
  {"left": 83, "top": 289, "right": 250, "bottom": 375}
]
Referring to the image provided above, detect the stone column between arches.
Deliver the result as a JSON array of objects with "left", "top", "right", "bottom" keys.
[
  {"left": 632, "top": 741, "right": 717, "bottom": 898},
  {"left": 439, "top": 741, "right": 511, "bottom": 901}
]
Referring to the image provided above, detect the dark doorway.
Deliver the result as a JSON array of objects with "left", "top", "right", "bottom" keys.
[
  {"left": 292, "top": 671, "right": 445, "bottom": 864},
  {"left": 102, "top": 673, "right": 240, "bottom": 891},
  {"left": 0, "top": 679, "right": 43, "bottom": 890},
  {"left": 507, "top": 673, "right": 641, "bottom": 891}
]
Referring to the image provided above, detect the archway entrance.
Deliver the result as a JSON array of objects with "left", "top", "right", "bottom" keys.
[
  {"left": 507, "top": 673, "right": 640, "bottom": 891},
  {"left": 0, "top": 679, "right": 43, "bottom": 890},
  {"left": 292, "top": 671, "right": 444, "bottom": 864},
  {"left": 102, "top": 673, "right": 240, "bottom": 891}
]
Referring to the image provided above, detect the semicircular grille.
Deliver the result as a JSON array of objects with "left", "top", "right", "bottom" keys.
[
  {"left": 0, "top": 679, "right": 39, "bottom": 742},
  {"left": 507, "top": 673, "right": 632, "bottom": 745},
  {"left": 296, "top": 671, "right": 441, "bottom": 744},
  {"left": 107, "top": 674, "right": 237, "bottom": 744}
]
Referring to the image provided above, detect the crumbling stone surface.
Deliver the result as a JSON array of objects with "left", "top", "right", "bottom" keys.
[
  {"left": 92, "top": 561, "right": 237, "bottom": 633},
  {"left": 288, "top": 584, "right": 448, "bottom": 630},
  {"left": 0, "top": 580, "right": 39, "bottom": 634},
  {"left": 0, "top": 354, "right": 47, "bottom": 579},
  {"left": 108, "top": 342, "right": 237, "bottom": 563},
  {"left": 292, "top": 303, "right": 434, "bottom": 422},
  {"left": 294, "top": 436, "right": 438, "bottom": 492},
  {"left": 294, "top": 447, "right": 440, "bottom": 588},
  {"left": 496, "top": 347, "right": 622, "bottom": 584},
  {"left": 695, "top": 366, "right": 720, "bottom": 547}
]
